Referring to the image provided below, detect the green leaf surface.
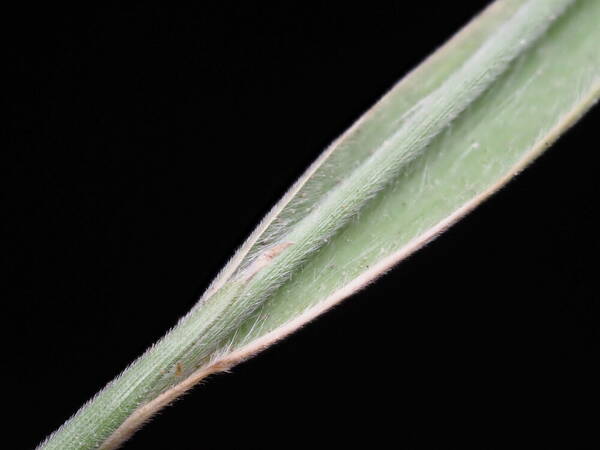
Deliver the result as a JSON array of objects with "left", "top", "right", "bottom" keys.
[{"left": 39, "top": 1, "right": 600, "bottom": 449}]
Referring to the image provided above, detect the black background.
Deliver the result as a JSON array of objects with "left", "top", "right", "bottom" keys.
[{"left": 6, "top": 1, "right": 598, "bottom": 449}]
